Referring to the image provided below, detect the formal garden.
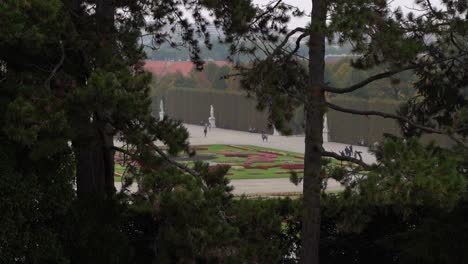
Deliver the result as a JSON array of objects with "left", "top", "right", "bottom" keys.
[{"left": 114, "top": 144, "right": 310, "bottom": 181}]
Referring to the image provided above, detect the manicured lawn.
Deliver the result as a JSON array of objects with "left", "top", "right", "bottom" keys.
[{"left": 227, "top": 167, "right": 299, "bottom": 180}]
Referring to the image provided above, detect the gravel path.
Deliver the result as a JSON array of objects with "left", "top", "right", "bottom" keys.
[{"left": 183, "top": 124, "right": 376, "bottom": 164}]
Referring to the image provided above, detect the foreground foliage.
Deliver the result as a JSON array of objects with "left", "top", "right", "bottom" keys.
[{"left": 1, "top": 0, "right": 467, "bottom": 263}]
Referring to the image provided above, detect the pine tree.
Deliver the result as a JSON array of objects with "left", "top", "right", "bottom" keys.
[
  {"left": 0, "top": 0, "right": 241, "bottom": 199},
  {"left": 212, "top": 0, "right": 468, "bottom": 263},
  {"left": 0, "top": 1, "right": 248, "bottom": 261}
]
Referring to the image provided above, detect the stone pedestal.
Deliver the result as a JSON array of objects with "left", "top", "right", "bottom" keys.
[
  {"left": 273, "top": 126, "right": 280, "bottom": 136},
  {"left": 208, "top": 116, "right": 216, "bottom": 128}
]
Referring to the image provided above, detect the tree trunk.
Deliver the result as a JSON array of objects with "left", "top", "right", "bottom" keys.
[
  {"left": 302, "top": 0, "right": 327, "bottom": 263},
  {"left": 74, "top": 114, "right": 115, "bottom": 199},
  {"left": 72, "top": 0, "right": 116, "bottom": 199}
]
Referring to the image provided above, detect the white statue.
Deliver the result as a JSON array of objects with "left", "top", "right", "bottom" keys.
[
  {"left": 159, "top": 99, "right": 165, "bottom": 120},
  {"left": 208, "top": 105, "right": 216, "bottom": 128},
  {"left": 323, "top": 114, "right": 329, "bottom": 142}
]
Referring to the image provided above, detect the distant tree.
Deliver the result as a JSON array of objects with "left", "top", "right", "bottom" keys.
[
  {"left": 151, "top": 63, "right": 232, "bottom": 91},
  {"left": 213, "top": 65, "right": 231, "bottom": 90},
  {"left": 173, "top": 72, "right": 197, "bottom": 88},
  {"left": 204, "top": 63, "right": 230, "bottom": 90},
  {"left": 203, "top": 62, "right": 221, "bottom": 88}
]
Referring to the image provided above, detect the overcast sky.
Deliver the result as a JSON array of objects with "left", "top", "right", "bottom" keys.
[{"left": 252, "top": 0, "right": 443, "bottom": 28}]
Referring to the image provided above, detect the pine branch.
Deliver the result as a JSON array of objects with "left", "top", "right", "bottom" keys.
[
  {"left": 450, "top": 32, "right": 467, "bottom": 53},
  {"left": 250, "top": 0, "right": 284, "bottom": 25},
  {"left": 322, "top": 150, "right": 372, "bottom": 170},
  {"left": 112, "top": 145, "right": 205, "bottom": 186},
  {"left": 45, "top": 41, "right": 65, "bottom": 89},
  {"left": 252, "top": 35, "right": 274, "bottom": 56},
  {"left": 149, "top": 143, "right": 202, "bottom": 177}
]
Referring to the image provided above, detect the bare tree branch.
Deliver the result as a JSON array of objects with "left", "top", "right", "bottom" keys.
[
  {"left": 448, "top": 134, "right": 468, "bottom": 148},
  {"left": 326, "top": 102, "right": 467, "bottom": 136},
  {"left": 323, "top": 64, "right": 418, "bottom": 94},
  {"left": 322, "top": 150, "right": 372, "bottom": 170},
  {"left": 269, "top": 27, "right": 306, "bottom": 57},
  {"left": 285, "top": 32, "right": 309, "bottom": 59},
  {"left": 426, "top": 0, "right": 438, "bottom": 14},
  {"left": 323, "top": 53, "right": 468, "bottom": 94}
]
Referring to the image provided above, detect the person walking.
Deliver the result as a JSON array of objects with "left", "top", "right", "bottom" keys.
[
  {"left": 203, "top": 126, "right": 207, "bottom": 137},
  {"left": 261, "top": 130, "right": 268, "bottom": 142}
]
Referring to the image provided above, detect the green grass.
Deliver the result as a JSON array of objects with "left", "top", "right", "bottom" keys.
[
  {"left": 228, "top": 167, "right": 303, "bottom": 180},
  {"left": 114, "top": 163, "right": 125, "bottom": 182}
]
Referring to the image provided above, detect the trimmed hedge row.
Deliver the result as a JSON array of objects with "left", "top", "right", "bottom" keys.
[{"left": 155, "top": 89, "right": 451, "bottom": 146}]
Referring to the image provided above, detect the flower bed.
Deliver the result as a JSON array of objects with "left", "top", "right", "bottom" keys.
[
  {"left": 243, "top": 164, "right": 280, "bottom": 170},
  {"left": 280, "top": 164, "right": 304, "bottom": 170},
  {"left": 126, "top": 144, "right": 309, "bottom": 180},
  {"left": 221, "top": 152, "right": 250, "bottom": 157},
  {"left": 258, "top": 150, "right": 285, "bottom": 156},
  {"left": 244, "top": 153, "right": 278, "bottom": 165}
]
